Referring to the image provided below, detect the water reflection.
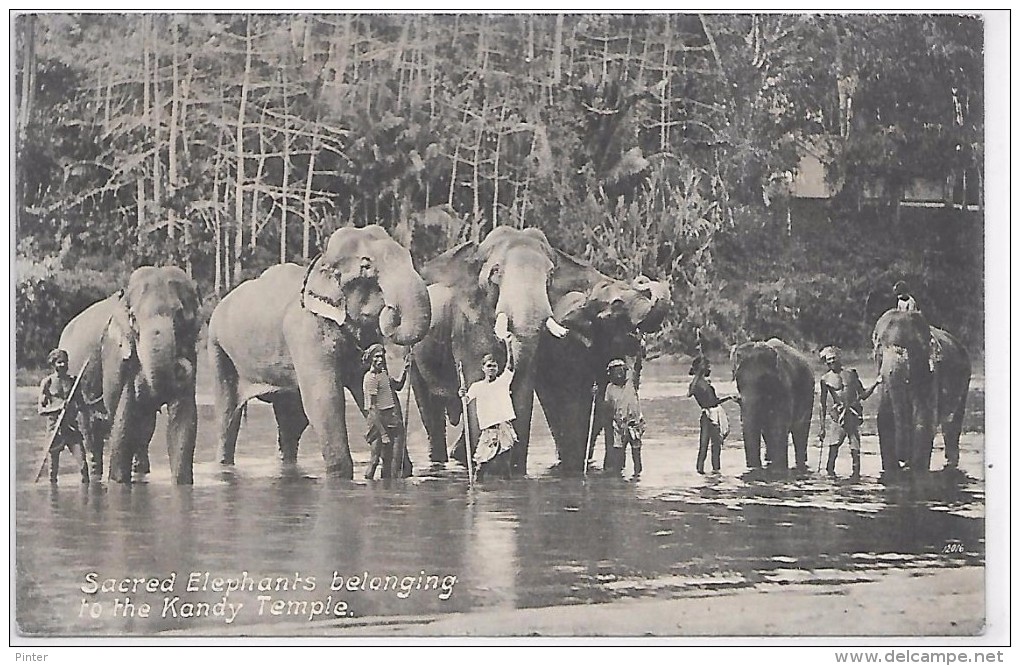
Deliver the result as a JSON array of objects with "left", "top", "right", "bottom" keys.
[{"left": 14, "top": 375, "right": 985, "bottom": 636}]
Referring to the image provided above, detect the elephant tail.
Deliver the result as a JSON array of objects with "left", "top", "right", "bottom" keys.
[{"left": 208, "top": 334, "right": 239, "bottom": 397}]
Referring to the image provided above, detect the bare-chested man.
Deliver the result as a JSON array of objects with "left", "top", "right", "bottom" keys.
[{"left": 818, "top": 346, "right": 881, "bottom": 479}]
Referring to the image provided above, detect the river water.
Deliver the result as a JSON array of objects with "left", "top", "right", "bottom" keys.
[{"left": 13, "top": 361, "right": 985, "bottom": 637}]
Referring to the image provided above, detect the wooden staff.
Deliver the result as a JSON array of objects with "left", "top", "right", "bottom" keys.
[
  {"left": 35, "top": 358, "right": 90, "bottom": 483},
  {"left": 397, "top": 347, "right": 414, "bottom": 478},
  {"left": 456, "top": 360, "right": 475, "bottom": 488},
  {"left": 583, "top": 382, "right": 598, "bottom": 478}
]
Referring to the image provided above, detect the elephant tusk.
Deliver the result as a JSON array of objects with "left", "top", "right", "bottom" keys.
[{"left": 545, "top": 317, "right": 569, "bottom": 339}]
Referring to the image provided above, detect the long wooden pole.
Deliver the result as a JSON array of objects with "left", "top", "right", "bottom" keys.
[{"left": 456, "top": 361, "right": 475, "bottom": 488}]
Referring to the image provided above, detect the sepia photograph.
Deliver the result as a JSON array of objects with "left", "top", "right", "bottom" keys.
[{"left": 9, "top": 9, "right": 1008, "bottom": 653}]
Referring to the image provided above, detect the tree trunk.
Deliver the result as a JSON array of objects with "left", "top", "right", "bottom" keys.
[
  {"left": 660, "top": 17, "right": 671, "bottom": 153},
  {"left": 151, "top": 26, "right": 162, "bottom": 220},
  {"left": 136, "top": 177, "right": 146, "bottom": 243},
  {"left": 167, "top": 18, "right": 180, "bottom": 242},
  {"left": 492, "top": 105, "right": 505, "bottom": 226},
  {"left": 552, "top": 14, "right": 564, "bottom": 85},
  {"left": 303, "top": 137, "right": 319, "bottom": 260},
  {"left": 17, "top": 14, "right": 36, "bottom": 144},
  {"left": 213, "top": 174, "right": 222, "bottom": 295},
  {"left": 234, "top": 15, "right": 253, "bottom": 281},
  {"left": 280, "top": 68, "right": 291, "bottom": 265},
  {"left": 250, "top": 106, "right": 267, "bottom": 251}
]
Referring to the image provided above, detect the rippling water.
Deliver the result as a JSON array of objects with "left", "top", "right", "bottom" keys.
[{"left": 13, "top": 361, "right": 985, "bottom": 636}]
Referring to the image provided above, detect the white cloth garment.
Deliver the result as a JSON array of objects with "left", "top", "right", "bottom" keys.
[
  {"left": 467, "top": 370, "right": 515, "bottom": 430},
  {"left": 704, "top": 406, "right": 729, "bottom": 440}
]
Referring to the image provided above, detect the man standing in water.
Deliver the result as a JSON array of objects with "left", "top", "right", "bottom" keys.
[
  {"left": 687, "top": 356, "right": 739, "bottom": 475},
  {"left": 38, "top": 349, "right": 89, "bottom": 484},
  {"left": 818, "top": 346, "right": 881, "bottom": 479},
  {"left": 363, "top": 343, "right": 412, "bottom": 480},
  {"left": 462, "top": 316, "right": 517, "bottom": 480},
  {"left": 602, "top": 359, "right": 645, "bottom": 477}
]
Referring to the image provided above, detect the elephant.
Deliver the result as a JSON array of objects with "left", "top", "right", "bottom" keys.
[
  {"left": 58, "top": 266, "right": 201, "bottom": 484},
  {"left": 534, "top": 253, "right": 671, "bottom": 473},
  {"left": 731, "top": 338, "right": 814, "bottom": 473},
  {"left": 207, "top": 225, "right": 432, "bottom": 479},
  {"left": 873, "top": 310, "right": 970, "bottom": 474},
  {"left": 409, "top": 226, "right": 571, "bottom": 476}
]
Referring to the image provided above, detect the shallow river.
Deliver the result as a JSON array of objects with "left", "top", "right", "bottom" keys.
[{"left": 13, "top": 361, "right": 985, "bottom": 637}]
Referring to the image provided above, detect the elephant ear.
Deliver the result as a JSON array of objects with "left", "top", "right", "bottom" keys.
[
  {"left": 301, "top": 254, "right": 348, "bottom": 327},
  {"left": 166, "top": 270, "right": 201, "bottom": 349},
  {"left": 422, "top": 242, "right": 481, "bottom": 289},
  {"left": 729, "top": 344, "right": 741, "bottom": 381},
  {"left": 107, "top": 290, "right": 137, "bottom": 361}
]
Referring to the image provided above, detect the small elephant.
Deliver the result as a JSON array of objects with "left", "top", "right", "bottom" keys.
[
  {"left": 410, "top": 226, "right": 571, "bottom": 475},
  {"left": 731, "top": 338, "right": 814, "bottom": 472},
  {"left": 873, "top": 310, "right": 971, "bottom": 474},
  {"left": 58, "top": 266, "right": 201, "bottom": 484},
  {"left": 207, "top": 225, "right": 432, "bottom": 479},
  {"left": 535, "top": 252, "right": 671, "bottom": 472}
]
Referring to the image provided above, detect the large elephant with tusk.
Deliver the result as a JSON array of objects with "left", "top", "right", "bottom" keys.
[
  {"left": 535, "top": 253, "right": 671, "bottom": 472},
  {"left": 58, "top": 266, "right": 201, "bottom": 484},
  {"left": 207, "top": 225, "right": 432, "bottom": 479},
  {"left": 409, "top": 226, "right": 571, "bottom": 476}
]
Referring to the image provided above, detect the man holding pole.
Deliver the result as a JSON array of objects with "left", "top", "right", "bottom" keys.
[
  {"left": 362, "top": 343, "right": 412, "bottom": 480},
  {"left": 37, "top": 349, "right": 89, "bottom": 484},
  {"left": 602, "top": 359, "right": 645, "bottom": 477},
  {"left": 460, "top": 315, "right": 517, "bottom": 481}
]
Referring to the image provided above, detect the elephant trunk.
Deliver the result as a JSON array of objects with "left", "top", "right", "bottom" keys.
[
  {"left": 136, "top": 314, "right": 178, "bottom": 402},
  {"left": 376, "top": 253, "right": 433, "bottom": 346},
  {"left": 880, "top": 345, "right": 914, "bottom": 464},
  {"left": 739, "top": 398, "right": 765, "bottom": 468},
  {"left": 496, "top": 263, "right": 565, "bottom": 343}
]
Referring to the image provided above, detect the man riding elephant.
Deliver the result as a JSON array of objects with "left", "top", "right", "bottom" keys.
[{"left": 872, "top": 310, "right": 970, "bottom": 475}]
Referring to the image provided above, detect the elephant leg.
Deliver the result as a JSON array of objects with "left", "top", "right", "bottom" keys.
[
  {"left": 131, "top": 411, "right": 158, "bottom": 482},
  {"left": 166, "top": 393, "right": 198, "bottom": 484},
  {"left": 107, "top": 383, "right": 140, "bottom": 483},
  {"left": 791, "top": 411, "right": 811, "bottom": 471},
  {"left": 415, "top": 381, "right": 448, "bottom": 464},
  {"left": 912, "top": 420, "right": 936, "bottom": 473},
  {"left": 305, "top": 391, "right": 354, "bottom": 478},
  {"left": 272, "top": 394, "right": 308, "bottom": 464},
  {"left": 211, "top": 340, "right": 243, "bottom": 466},
  {"left": 79, "top": 412, "right": 104, "bottom": 480},
  {"left": 941, "top": 382, "right": 968, "bottom": 468},
  {"left": 764, "top": 419, "right": 789, "bottom": 472},
  {"left": 509, "top": 386, "right": 536, "bottom": 476},
  {"left": 743, "top": 424, "right": 763, "bottom": 469},
  {"left": 134, "top": 435, "right": 151, "bottom": 476},
  {"left": 942, "top": 415, "right": 964, "bottom": 468},
  {"left": 876, "top": 394, "right": 899, "bottom": 475},
  {"left": 291, "top": 351, "right": 354, "bottom": 478}
]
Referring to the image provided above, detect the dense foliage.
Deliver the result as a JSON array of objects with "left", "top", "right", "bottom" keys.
[{"left": 14, "top": 13, "right": 984, "bottom": 364}]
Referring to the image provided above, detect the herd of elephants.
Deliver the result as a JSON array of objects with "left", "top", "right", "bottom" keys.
[{"left": 51, "top": 224, "right": 971, "bottom": 486}]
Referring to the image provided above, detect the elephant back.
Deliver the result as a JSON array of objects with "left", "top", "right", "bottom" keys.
[{"left": 58, "top": 295, "right": 121, "bottom": 402}]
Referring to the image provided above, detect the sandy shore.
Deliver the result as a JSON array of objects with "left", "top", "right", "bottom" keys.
[{"left": 183, "top": 566, "right": 983, "bottom": 639}]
